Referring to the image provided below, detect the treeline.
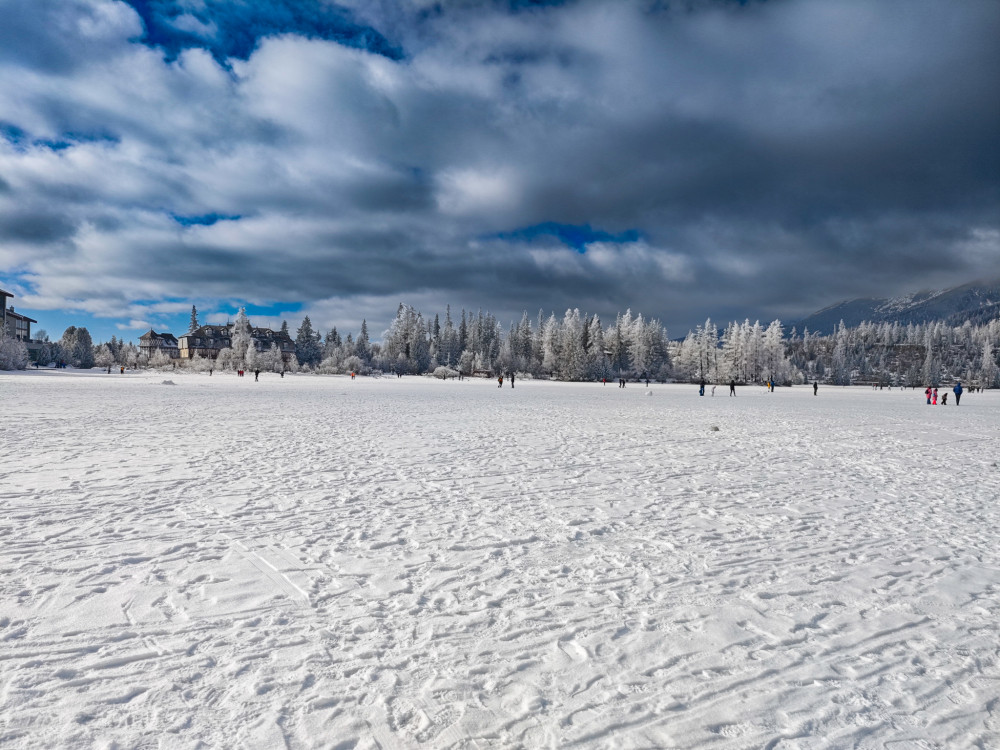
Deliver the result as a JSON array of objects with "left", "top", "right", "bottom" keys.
[
  {"left": 5, "top": 304, "right": 999, "bottom": 387},
  {"left": 297, "top": 305, "right": 1000, "bottom": 387},
  {"left": 299, "top": 305, "right": 673, "bottom": 381}
]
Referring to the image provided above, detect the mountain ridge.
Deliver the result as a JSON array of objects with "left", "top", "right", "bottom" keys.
[{"left": 794, "top": 277, "right": 1000, "bottom": 334}]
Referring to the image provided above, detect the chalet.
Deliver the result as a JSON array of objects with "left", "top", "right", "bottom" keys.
[
  {"left": 138, "top": 329, "right": 180, "bottom": 359},
  {"left": 1, "top": 288, "right": 41, "bottom": 358},
  {"left": 178, "top": 324, "right": 295, "bottom": 361}
]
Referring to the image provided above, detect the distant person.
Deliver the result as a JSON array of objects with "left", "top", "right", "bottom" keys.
[
  {"left": 953, "top": 381, "right": 962, "bottom": 405},
  {"left": 932, "top": 387, "right": 938, "bottom": 405},
  {"left": 510, "top": 372, "right": 515, "bottom": 388},
  {"left": 925, "top": 386, "right": 932, "bottom": 404},
  {"left": 699, "top": 379, "right": 706, "bottom": 396},
  {"left": 813, "top": 381, "right": 818, "bottom": 396},
  {"left": 941, "top": 392, "right": 948, "bottom": 405},
  {"left": 254, "top": 369, "right": 259, "bottom": 382},
  {"left": 729, "top": 380, "right": 736, "bottom": 397},
  {"left": 498, "top": 375, "right": 503, "bottom": 388}
]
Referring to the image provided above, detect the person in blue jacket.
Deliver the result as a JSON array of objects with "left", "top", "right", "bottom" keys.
[{"left": 953, "top": 381, "right": 963, "bottom": 406}]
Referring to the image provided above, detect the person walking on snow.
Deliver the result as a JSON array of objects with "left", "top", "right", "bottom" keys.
[
  {"left": 729, "top": 380, "right": 736, "bottom": 397},
  {"left": 925, "top": 386, "right": 932, "bottom": 404},
  {"left": 699, "top": 379, "right": 706, "bottom": 396},
  {"left": 498, "top": 375, "right": 503, "bottom": 388},
  {"left": 953, "top": 381, "right": 963, "bottom": 405},
  {"left": 813, "top": 381, "right": 818, "bottom": 396},
  {"left": 932, "top": 387, "right": 938, "bottom": 405},
  {"left": 510, "top": 372, "right": 515, "bottom": 388},
  {"left": 942, "top": 392, "right": 948, "bottom": 405}
]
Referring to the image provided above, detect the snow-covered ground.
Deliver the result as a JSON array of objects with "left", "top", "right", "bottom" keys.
[{"left": 2, "top": 370, "right": 999, "bottom": 749}]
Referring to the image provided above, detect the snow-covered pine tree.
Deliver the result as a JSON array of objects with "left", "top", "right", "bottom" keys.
[
  {"left": 558, "top": 309, "right": 587, "bottom": 380},
  {"left": 230, "top": 308, "right": 253, "bottom": 369},
  {"left": 356, "top": 320, "right": 371, "bottom": 363},
  {"left": 59, "top": 327, "right": 95, "bottom": 368},
  {"left": 540, "top": 313, "right": 559, "bottom": 375},
  {"left": 189, "top": 305, "right": 199, "bottom": 333},
  {"left": 294, "top": 316, "right": 322, "bottom": 368},
  {"left": 585, "top": 315, "right": 610, "bottom": 380},
  {"left": 980, "top": 339, "right": 999, "bottom": 387}
]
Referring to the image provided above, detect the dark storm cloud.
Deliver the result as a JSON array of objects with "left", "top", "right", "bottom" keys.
[{"left": 0, "top": 0, "right": 997, "bottom": 337}]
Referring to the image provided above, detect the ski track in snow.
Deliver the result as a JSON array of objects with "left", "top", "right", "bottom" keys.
[{"left": 1, "top": 370, "right": 999, "bottom": 749}]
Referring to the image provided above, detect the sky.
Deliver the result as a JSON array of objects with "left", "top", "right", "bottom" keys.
[{"left": 1, "top": 0, "right": 998, "bottom": 345}]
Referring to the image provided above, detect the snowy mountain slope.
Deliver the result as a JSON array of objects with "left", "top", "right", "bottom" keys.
[{"left": 796, "top": 278, "right": 1000, "bottom": 333}]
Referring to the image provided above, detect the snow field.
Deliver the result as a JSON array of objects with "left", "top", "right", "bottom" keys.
[{"left": 1, "top": 371, "right": 999, "bottom": 749}]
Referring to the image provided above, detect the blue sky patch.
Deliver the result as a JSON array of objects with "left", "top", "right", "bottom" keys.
[
  {"left": 122, "top": 0, "right": 403, "bottom": 64},
  {"left": 0, "top": 124, "right": 120, "bottom": 152},
  {"left": 171, "top": 212, "right": 242, "bottom": 227},
  {"left": 492, "top": 222, "right": 643, "bottom": 253}
]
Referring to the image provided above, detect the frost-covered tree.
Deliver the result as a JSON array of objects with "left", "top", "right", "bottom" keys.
[
  {"left": 608, "top": 312, "right": 631, "bottom": 378},
  {"left": 216, "top": 347, "right": 235, "bottom": 371},
  {"left": 980, "top": 340, "right": 999, "bottom": 387},
  {"left": 540, "top": 313, "right": 560, "bottom": 374},
  {"left": 558, "top": 309, "right": 587, "bottom": 380},
  {"left": 59, "top": 326, "right": 95, "bottom": 368},
  {"left": 323, "top": 327, "right": 342, "bottom": 359},
  {"left": 230, "top": 308, "right": 253, "bottom": 369},
  {"left": 32, "top": 330, "right": 57, "bottom": 367},
  {"left": 245, "top": 340, "right": 260, "bottom": 371},
  {"left": 149, "top": 349, "right": 173, "bottom": 369},
  {"left": 585, "top": 315, "right": 611, "bottom": 379},
  {"left": 119, "top": 342, "right": 139, "bottom": 369},
  {"left": 458, "top": 349, "right": 475, "bottom": 375},
  {"left": 94, "top": 344, "right": 115, "bottom": 369},
  {"left": 355, "top": 319, "right": 371, "bottom": 363},
  {"left": 258, "top": 343, "right": 284, "bottom": 373},
  {"left": 295, "top": 316, "right": 322, "bottom": 368},
  {"left": 189, "top": 305, "right": 199, "bottom": 332},
  {"left": 189, "top": 350, "right": 211, "bottom": 373},
  {"left": 0, "top": 332, "right": 29, "bottom": 370},
  {"left": 920, "top": 346, "right": 939, "bottom": 386}
]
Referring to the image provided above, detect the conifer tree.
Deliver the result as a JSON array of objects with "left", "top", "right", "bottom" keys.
[
  {"left": 189, "top": 305, "right": 199, "bottom": 333},
  {"left": 294, "top": 316, "right": 322, "bottom": 368},
  {"left": 230, "top": 308, "right": 253, "bottom": 369},
  {"left": 356, "top": 320, "right": 371, "bottom": 362}
]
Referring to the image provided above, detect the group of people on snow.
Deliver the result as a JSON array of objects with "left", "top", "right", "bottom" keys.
[{"left": 925, "top": 382, "right": 963, "bottom": 405}]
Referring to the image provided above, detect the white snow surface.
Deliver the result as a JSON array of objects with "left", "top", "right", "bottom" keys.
[{"left": 2, "top": 370, "right": 999, "bottom": 749}]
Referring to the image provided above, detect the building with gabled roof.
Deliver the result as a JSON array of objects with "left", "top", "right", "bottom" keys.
[
  {"left": 2, "top": 288, "right": 41, "bottom": 358},
  {"left": 177, "top": 323, "right": 295, "bottom": 362},
  {"left": 138, "top": 329, "right": 180, "bottom": 359}
]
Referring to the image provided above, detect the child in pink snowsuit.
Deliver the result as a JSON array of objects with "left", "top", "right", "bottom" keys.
[{"left": 932, "top": 388, "right": 938, "bottom": 405}]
